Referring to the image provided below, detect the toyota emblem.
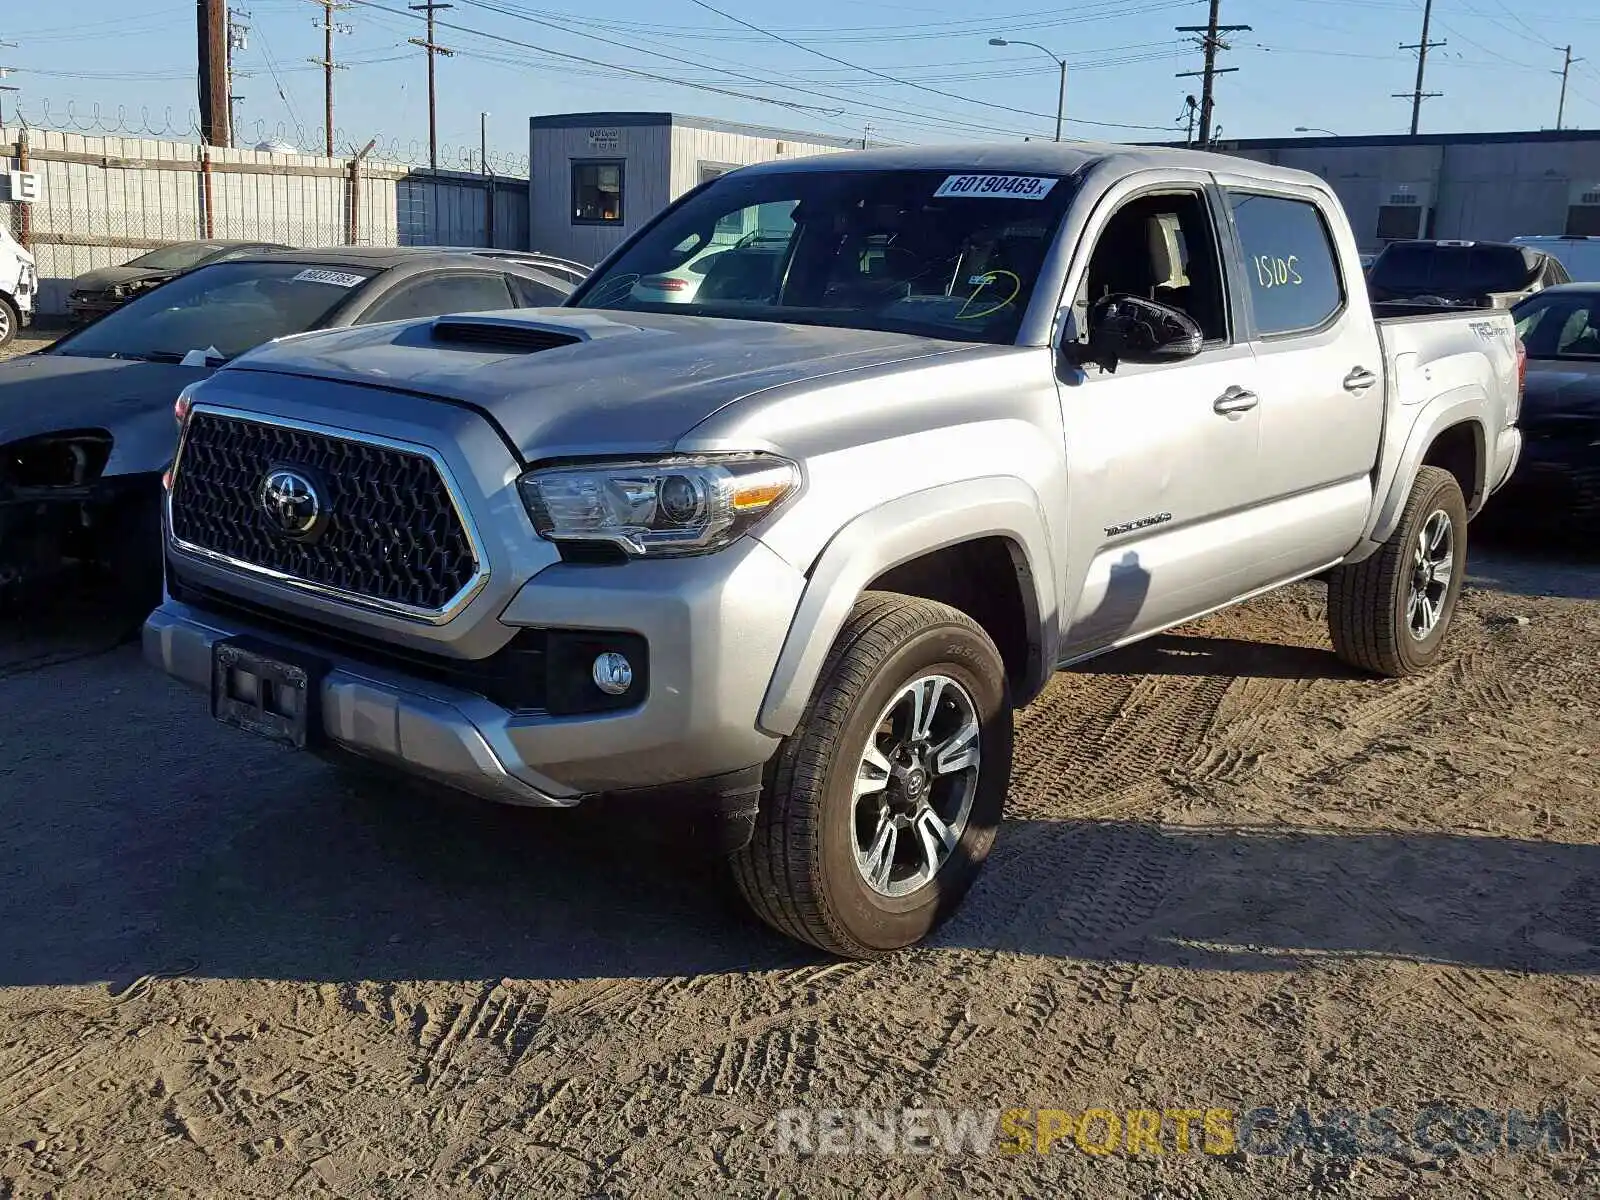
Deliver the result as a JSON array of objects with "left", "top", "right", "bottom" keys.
[{"left": 260, "top": 468, "right": 324, "bottom": 539}]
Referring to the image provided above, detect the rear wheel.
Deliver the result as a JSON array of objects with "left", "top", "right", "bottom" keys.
[
  {"left": 0, "top": 296, "right": 18, "bottom": 349},
  {"left": 1328, "top": 465, "right": 1468, "bottom": 677},
  {"left": 731, "top": 592, "right": 1013, "bottom": 958}
]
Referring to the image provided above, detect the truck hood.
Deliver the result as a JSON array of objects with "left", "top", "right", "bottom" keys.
[
  {"left": 224, "top": 308, "right": 976, "bottom": 457},
  {"left": 0, "top": 354, "right": 209, "bottom": 451}
]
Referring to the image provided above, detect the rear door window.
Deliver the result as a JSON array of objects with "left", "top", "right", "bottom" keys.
[{"left": 1226, "top": 192, "right": 1345, "bottom": 336}]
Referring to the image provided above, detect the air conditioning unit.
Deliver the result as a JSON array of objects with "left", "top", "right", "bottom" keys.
[
  {"left": 1566, "top": 181, "right": 1600, "bottom": 237},
  {"left": 1376, "top": 182, "right": 1433, "bottom": 242}
]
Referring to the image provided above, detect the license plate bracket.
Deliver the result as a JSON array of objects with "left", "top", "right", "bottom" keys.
[{"left": 211, "top": 638, "right": 327, "bottom": 749}]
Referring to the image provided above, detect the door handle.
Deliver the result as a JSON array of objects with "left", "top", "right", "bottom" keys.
[
  {"left": 1213, "top": 386, "right": 1259, "bottom": 416},
  {"left": 1344, "top": 366, "right": 1379, "bottom": 392}
]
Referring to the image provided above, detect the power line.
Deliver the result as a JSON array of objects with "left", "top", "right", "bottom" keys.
[
  {"left": 677, "top": 0, "right": 1176, "bottom": 131},
  {"left": 1394, "top": 0, "right": 1444, "bottom": 135},
  {"left": 1175, "top": 0, "right": 1248, "bottom": 146},
  {"left": 446, "top": 0, "right": 1137, "bottom": 139},
  {"left": 347, "top": 0, "right": 854, "bottom": 119}
]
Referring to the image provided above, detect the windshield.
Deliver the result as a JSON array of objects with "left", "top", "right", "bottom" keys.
[
  {"left": 1369, "top": 243, "right": 1537, "bottom": 298},
  {"left": 125, "top": 243, "right": 228, "bottom": 273},
  {"left": 572, "top": 168, "right": 1076, "bottom": 344},
  {"left": 50, "top": 260, "right": 377, "bottom": 362},
  {"left": 1513, "top": 291, "right": 1600, "bottom": 359}
]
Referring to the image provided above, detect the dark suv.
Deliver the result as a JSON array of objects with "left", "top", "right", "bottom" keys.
[{"left": 1366, "top": 239, "right": 1570, "bottom": 310}]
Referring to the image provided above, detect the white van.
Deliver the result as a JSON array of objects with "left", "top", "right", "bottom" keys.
[
  {"left": 0, "top": 223, "right": 37, "bottom": 348},
  {"left": 1512, "top": 235, "right": 1600, "bottom": 282}
]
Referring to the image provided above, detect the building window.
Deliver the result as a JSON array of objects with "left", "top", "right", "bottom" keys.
[
  {"left": 698, "top": 161, "right": 738, "bottom": 185},
  {"left": 572, "top": 160, "right": 624, "bottom": 225}
]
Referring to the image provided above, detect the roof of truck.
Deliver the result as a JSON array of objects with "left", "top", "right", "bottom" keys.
[{"left": 738, "top": 141, "right": 1322, "bottom": 188}]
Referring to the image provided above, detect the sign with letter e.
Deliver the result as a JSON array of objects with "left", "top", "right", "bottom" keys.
[{"left": 7, "top": 170, "right": 41, "bottom": 203}]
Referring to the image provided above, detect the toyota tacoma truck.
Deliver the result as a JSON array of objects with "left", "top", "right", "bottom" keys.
[{"left": 144, "top": 144, "right": 1524, "bottom": 958}]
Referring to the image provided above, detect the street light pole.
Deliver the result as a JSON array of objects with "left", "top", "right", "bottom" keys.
[
  {"left": 1294, "top": 125, "right": 1339, "bottom": 136},
  {"left": 990, "top": 37, "right": 1066, "bottom": 142}
]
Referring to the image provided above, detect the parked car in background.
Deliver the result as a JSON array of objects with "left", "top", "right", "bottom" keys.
[
  {"left": 0, "top": 224, "right": 37, "bottom": 350},
  {"left": 66, "top": 240, "right": 294, "bottom": 324},
  {"left": 1, "top": 245, "right": 578, "bottom": 613},
  {"left": 1498, "top": 284, "right": 1600, "bottom": 533},
  {"left": 145, "top": 144, "right": 1522, "bottom": 957},
  {"left": 1367, "top": 239, "right": 1570, "bottom": 310},
  {"left": 1511, "top": 235, "right": 1600, "bottom": 282}
]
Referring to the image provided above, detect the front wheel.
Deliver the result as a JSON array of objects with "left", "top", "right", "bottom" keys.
[
  {"left": 730, "top": 592, "right": 1013, "bottom": 958},
  {"left": 0, "top": 296, "right": 19, "bottom": 350},
  {"left": 1328, "top": 465, "right": 1468, "bottom": 677}
]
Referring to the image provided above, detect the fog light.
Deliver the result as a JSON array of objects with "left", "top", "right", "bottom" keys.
[{"left": 591, "top": 651, "right": 634, "bottom": 695}]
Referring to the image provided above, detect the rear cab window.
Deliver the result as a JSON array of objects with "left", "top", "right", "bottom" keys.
[{"left": 1225, "top": 191, "right": 1345, "bottom": 336}]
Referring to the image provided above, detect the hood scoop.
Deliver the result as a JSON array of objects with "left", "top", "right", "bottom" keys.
[{"left": 429, "top": 314, "right": 587, "bottom": 353}]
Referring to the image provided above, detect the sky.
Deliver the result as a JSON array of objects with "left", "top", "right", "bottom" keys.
[{"left": 4, "top": 0, "right": 1600, "bottom": 167}]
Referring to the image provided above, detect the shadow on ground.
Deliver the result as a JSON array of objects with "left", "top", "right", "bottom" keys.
[
  {"left": 1076, "top": 634, "right": 1361, "bottom": 680},
  {"left": 2, "top": 749, "right": 1594, "bottom": 986}
]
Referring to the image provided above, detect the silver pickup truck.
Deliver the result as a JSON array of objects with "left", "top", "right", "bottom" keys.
[{"left": 145, "top": 144, "right": 1524, "bottom": 958}]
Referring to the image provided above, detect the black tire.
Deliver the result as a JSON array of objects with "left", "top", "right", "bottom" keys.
[
  {"left": 731, "top": 591, "right": 1013, "bottom": 958},
  {"left": 0, "top": 295, "right": 18, "bottom": 350},
  {"left": 1328, "top": 465, "right": 1468, "bottom": 677}
]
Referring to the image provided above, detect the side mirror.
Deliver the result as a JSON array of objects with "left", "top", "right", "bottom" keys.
[{"left": 1068, "top": 294, "right": 1205, "bottom": 373}]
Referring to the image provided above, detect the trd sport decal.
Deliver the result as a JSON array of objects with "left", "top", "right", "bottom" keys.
[{"left": 1105, "top": 512, "right": 1173, "bottom": 537}]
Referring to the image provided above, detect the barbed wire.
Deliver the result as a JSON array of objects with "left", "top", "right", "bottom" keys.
[
  {"left": 14, "top": 99, "right": 202, "bottom": 139},
  {"left": 7, "top": 101, "right": 530, "bottom": 176}
]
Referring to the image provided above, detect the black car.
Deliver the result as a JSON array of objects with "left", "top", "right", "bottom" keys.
[
  {"left": 1367, "top": 239, "right": 1570, "bottom": 311},
  {"left": 1501, "top": 285, "right": 1600, "bottom": 535},
  {"left": 1, "top": 246, "right": 583, "bottom": 612},
  {"left": 66, "top": 240, "right": 294, "bottom": 324}
]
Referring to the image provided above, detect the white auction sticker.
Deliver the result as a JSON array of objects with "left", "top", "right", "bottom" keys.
[
  {"left": 934, "top": 174, "right": 1059, "bottom": 200},
  {"left": 293, "top": 268, "right": 367, "bottom": 288}
]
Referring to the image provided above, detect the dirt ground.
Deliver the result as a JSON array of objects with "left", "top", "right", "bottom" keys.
[{"left": 2, "top": 326, "right": 1598, "bottom": 1197}]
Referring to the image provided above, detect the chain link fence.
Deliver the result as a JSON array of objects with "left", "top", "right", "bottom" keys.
[{"left": 2, "top": 125, "right": 528, "bottom": 318}]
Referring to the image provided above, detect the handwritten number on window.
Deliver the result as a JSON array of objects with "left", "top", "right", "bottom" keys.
[{"left": 1253, "top": 254, "right": 1303, "bottom": 289}]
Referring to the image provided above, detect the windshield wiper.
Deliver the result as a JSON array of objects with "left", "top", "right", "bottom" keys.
[{"left": 147, "top": 348, "right": 228, "bottom": 364}]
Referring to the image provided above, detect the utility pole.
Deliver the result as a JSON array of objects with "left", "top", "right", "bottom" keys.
[
  {"left": 1394, "top": 0, "right": 1444, "bottom": 136},
  {"left": 409, "top": 2, "right": 453, "bottom": 170},
  {"left": 861, "top": 122, "right": 875, "bottom": 150},
  {"left": 1555, "top": 44, "right": 1583, "bottom": 131},
  {"left": 197, "top": 0, "right": 231, "bottom": 147},
  {"left": 1176, "top": 0, "right": 1249, "bottom": 147},
  {"left": 226, "top": 7, "right": 249, "bottom": 148},
  {"left": 0, "top": 55, "right": 17, "bottom": 130},
  {"left": 308, "top": 1, "right": 352, "bottom": 157}
]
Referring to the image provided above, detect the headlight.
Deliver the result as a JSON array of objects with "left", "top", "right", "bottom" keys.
[
  {"left": 518, "top": 453, "right": 800, "bottom": 556},
  {"left": 174, "top": 382, "right": 201, "bottom": 430}
]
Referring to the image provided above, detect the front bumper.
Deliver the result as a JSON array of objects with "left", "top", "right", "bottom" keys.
[
  {"left": 66, "top": 294, "right": 126, "bottom": 323},
  {"left": 144, "top": 536, "right": 805, "bottom": 806}
]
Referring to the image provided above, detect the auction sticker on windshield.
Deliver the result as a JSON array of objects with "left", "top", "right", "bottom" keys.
[
  {"left": 292, "top": 268, "right": 367, "bottom": 288},
  {"left": 934, "top": 175, "right": 1059, "bottom": 200}
]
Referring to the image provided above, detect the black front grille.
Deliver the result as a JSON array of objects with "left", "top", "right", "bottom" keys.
[{"left": 170, "top": 411, "right": 478, "bottom": 612}]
